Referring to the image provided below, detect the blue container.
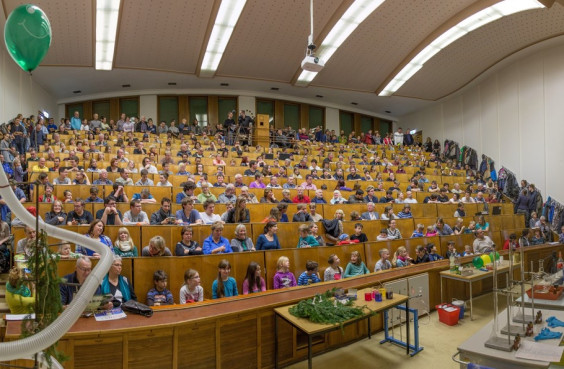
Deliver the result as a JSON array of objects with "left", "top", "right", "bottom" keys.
[{"left": 452, "top": 300, "right": 465, "bottom": 319}]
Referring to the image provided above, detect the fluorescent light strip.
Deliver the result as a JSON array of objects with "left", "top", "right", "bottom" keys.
[
  {"left": 95, "top": 0, "right": 121, "bottom": 71},
  {"left": 296, "top": 0, "right": 385, "bottom": 85},
  {"left": 379, "top": 0, "right": 544, "bottom": 96},
  {"left": 200, "top": 0, "right": 247, "bottom": 77}
]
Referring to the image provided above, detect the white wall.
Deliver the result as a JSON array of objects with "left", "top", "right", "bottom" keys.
[
  {"left": 238, "top": 96, "right": 256, "bottom": 116},
  {"left": 0, "top": 49, "right": 57, "bottom": 123},
  {"left": 400, "top": 43, "right": 564, "bottom": 202},
  {"left": 140, "top": 95, "right": 157, "bottom": 121}
]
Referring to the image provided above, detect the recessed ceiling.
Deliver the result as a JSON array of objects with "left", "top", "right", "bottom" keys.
[{"left": 3, "top": 0, "right": 564, "bottom": 117}]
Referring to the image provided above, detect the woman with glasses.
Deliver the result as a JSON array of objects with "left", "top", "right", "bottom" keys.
[{"left": 100, "top": 255, "right": 136, "bottom": 307}]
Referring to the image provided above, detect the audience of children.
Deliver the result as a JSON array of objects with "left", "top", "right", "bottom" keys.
[
  {"left": 146, "top": 270, "right": 174, "bottom": 306},
  {"left": 273, "top": 256, "right": 297, "bottom": 289},
  {"left": 179, "top": 268, "right": 204, "bottom": 303},
  {"left": 242, "top": 261, "right": 266, "bottom": 294},
  {"left": 374, "top": 248, "right": 392, "bottom": 272},
  {"left": 323, "top": 254, "right": 343, "bottom": 281},
  {"left": 392, "top": 246, "right": 412, "bottom": 267},
  {"left": 296, "top": 224, "right": 320, "bottom": 248},
  {"left": 350, "top": 223, "right": 368, "bottom": 243}
]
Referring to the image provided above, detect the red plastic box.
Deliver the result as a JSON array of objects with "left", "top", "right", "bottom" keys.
[{"left": 436, "top": 304, "right": 460, "bottom": 326}]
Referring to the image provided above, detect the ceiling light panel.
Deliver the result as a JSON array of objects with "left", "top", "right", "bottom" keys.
[
  {"left": 200, "top": 0, "right": 247, "bottom": 77},
  {"left": 96, "top": 0, "right": 121, "bottom": 70},
  {"left": 378, "top": 0, "right": 545, "bottom": 96}
]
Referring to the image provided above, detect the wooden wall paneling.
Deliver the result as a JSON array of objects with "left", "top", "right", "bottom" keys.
[
  {"left": 74, "top": 335, "right": 123, "bottom": 369},
  {"left": 83, "top": 101, "right": 92, "bottom": 122},
  {"left": 300, "top": 104, "right": 308, "bottom": 129},
  {"left": 353, "top": 113, "right": 361, "bottom": 134},
  {"left": 177, "top": 321, "right": 217, "bottom": 369},
  {"left": 219, "top": 314, "right": 258, "bottom": 369},
  {"left": 274, "top": 100, "right": 284, "bottom": 129},
  {"left": 178, "top": 96, "right": 189, "bottom": 121},
  {"left": 127, "top": 328, "right": 174, "bottom": 369},
  {"left": 110, "top": 97, "right": 120, "bottom": 122},
  {"left": 317, "top": 243, "right": 365, "bottom": 281},
  {"left": 259, "top": 311, "right": 276, "bottom": 368},
  {"left": 208, "top": 96, "right": 219, "bottom": 128}
]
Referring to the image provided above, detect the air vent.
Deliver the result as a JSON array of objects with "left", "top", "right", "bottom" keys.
[
  {"left": 220, "top": 83, "right": 229, "bottom": 86},
  {"left": 270, "top": 87, "right": 279, "bottom": 91},
  {"left": 351, "top": 102, "right": 358, "bottom": 105},
  {"left": 168, "top": 82, "right": 177, "bottom": 86},
  {"left": 385, "top": 110, "right": 391, "bottom": 114},
  {"left": 122, "top": 84, "right": 131, "bottom": 88},
  {"left": 73, "top": 90, "right": 82, "bottom": 94},
  {"left": 315, "top": 95, "right": 323, "bottom": 98}
]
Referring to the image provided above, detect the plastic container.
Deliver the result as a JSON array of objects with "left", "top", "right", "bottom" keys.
[
  {"left": 436, "top": 304, "right": 460, "bottom": 326},
  {"left": 452, "top": 300, "right": 465, "bottom": 319}
]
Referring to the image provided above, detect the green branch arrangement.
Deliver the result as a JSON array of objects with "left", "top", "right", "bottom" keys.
[
  {"left": 289, "top": 289, "right": 366, "bottom": 326},
  {"left": 21, "top": 230, "right": 68, "bottom": 368}
]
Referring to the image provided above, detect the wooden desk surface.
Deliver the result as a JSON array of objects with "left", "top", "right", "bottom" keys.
[
  {"left": 274, "top": 289, "right": 408, "bottom": 335},
  {"left": 440, "top": 260, "right": 517, "bottom": 282}
]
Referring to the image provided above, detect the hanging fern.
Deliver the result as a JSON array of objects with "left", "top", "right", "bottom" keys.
[
  {"left": 289, "top": 289, "right": 366, "bottom": 325},
  {"left": 21, "top": 230, "right": 69, "bottom": 367}
]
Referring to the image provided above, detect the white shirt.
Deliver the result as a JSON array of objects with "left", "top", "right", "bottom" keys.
[{"left": 199, "top": 212, "right": 222, "bottom": 224}]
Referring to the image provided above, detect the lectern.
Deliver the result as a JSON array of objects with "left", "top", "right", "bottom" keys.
[{"left": 254, "top": 114, "right": 270, "bottom": 148}]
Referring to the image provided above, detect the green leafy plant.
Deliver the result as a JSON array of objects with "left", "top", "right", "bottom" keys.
[
  {"left": 289, "top": 289, "right": 366, "bottom": 325},
  {"left": 21, "top": 230, "right": 68, "bottom": 367}
]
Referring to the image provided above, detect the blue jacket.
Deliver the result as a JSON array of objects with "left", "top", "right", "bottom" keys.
[{"left": 202, "top": 235, "right": 233, "bottom": 254}]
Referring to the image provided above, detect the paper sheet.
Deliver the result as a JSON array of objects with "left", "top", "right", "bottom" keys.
[
  {"left": 5, "top": 313, "right": 35, "bottom": 321},
  {"left": 515, "top": 340, "right": 564, "bottom": 363}
]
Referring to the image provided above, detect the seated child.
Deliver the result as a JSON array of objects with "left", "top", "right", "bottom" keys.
[
  {"left": 273, "top": 256, "right": 297, "bottom": 289},
  {"left": 465, "top": 221, "right": 476, "bottom": 234},
  {"left": 350, "top": 223, "right": 368, "bottom": 243},
  {"left": 147, "top": 270, "right": 174, "bottom": 306},
  {"left": 374, "top": 248, "right": 392, "bottom": 272},
  {"left": 243, "top": 261, "right": 266, "bottom": 294},
  {"left": 413, "top": 245, "right": 430, "bottom": 264},
  {"left": 58, "top": 243, "right": 80, "bottom": 259},
  {"left": 212, "top": 259, "right": 238, "bottom": 299},
  {"left": 392, "top": 246, "right": 412, "bottom": 267},
  {"left": 297, "top": 260, "right": 321, "bottom": 286},
  {"left": 426, "top": 243, "right": 443, "bottom": 261},
  {"left": 337, "top": 233, "right": 358, "bottom": 245},
  {"left": 323, "top": 254, "right": 343, "bottom": 281},
  {"left": 344, "top": 251, "right": 370, "bottom": 278},
  {"left": 425, "top": 225, "right": 438, "bottom": 237},
  {"left": 297, "top": 224, "right": 320, "bottom": 248},
  {"left": 445, "top": 241, "right": 460, "bottom": 259},
  {"left": 179, "top": 269, "right": 203, "bottom": 303},
  {"left": 376, "top": 229, "right": 389, "bottom": 241},
  {"left": 463, "top": 245, "right": 473, "bottom": 256},
  {"left": 411, "top": 223, "right": 425, "bottom": 238}
]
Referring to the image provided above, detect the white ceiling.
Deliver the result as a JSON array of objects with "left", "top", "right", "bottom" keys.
[{"left": 3, "top": 0, "right": 564, "bottom": 118}]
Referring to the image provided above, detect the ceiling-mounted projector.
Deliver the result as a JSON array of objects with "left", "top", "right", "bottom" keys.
[{"left": 301, "top": 55, "right": 324, "bottom": 72}]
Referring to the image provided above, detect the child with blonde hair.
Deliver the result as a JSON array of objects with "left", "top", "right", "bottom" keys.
[
  {"left": 179, "top": 269, "right": 203, "bottom": 303},
  {"left": 392, "top": 246, "right": 412, "bottom": 267},
  {"left": 273, "top": 256, "right": 297, "bottom": 289}
]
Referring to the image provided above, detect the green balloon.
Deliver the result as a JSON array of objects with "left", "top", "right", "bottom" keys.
[
  {"left": 473, "top": 256, "right": 484, "bottom": 269},
  {"left": 4, "top": 4, "right": 52, "bottom": 72}
]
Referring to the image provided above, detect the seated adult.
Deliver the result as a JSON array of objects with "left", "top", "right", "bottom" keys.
[
  {"left": 308, "top": 203, "right": 323, "bottom": 222},
  {"left": 123, "top": 199, "right": 150, "bottom": 225},
  {"left": 176, "top": 181, "right": 198, "bottom": 204},
  {"left": 76, "top": 220, "right": 114, "bottom": 257},
  {"left": 175, "top": 197, "right": 203, "bottom": 225},
  {"left": 202, "top": 222, "right": 233, "bottom": 254},
  {"left": 282, "top": 176, "right": 297, "bottom": 189},
  {"left": 6, "top": 266, "right": 34, "bottom": 313},
  {"left": 142, "top": 235, "right": 172, "bottom": 256},
  {"left": 135, "top": 169, "right": 154, "bottom": 186},
  {"left": 108, "top": 183, "right": 129, "bottom": 203},
  {"left": 150, "top": 197, "right": 175, "bottom": 225},
  {"left": 292, "top": 187, "right": 310, "bottom": 203},
  {"left": 156, "top": 173, "right": 172, "bottom": 187},
  {"left": 100, "top": 255, "right": 136, "bottom": 307},
  {"left": 95, "top": 196, "right": 123, "bottom": 226},
  {"left": 93, "top": 169, "right": 113, "bottom": 185},
  {"left": 231, "top": 224, "right": 255, "bottom": 252},
  {"left": 197, "top": 183, "right": 217, "bottom": 203},
  {"left": 435, "top": 218, "right": 454, "bottom": 236},
  {"left": 45, "top": 200, "right": 67, "bottom": 225},
  {"left": 217, "top": 184, "right": 237, "bottom": 203},
  {"left": 256, "top": 221, "right": 281, "bottom": 250},
  {"left": 240, "top": 186, "right": 258, "bottom": 204},
  {"left": 347, "top": 189, "right": 365, "bottom": 204},
  {"left": 292, "top": 203, "right": 313, "bottom": 222},
  {"left": 454, "top": 203, "right": 465, "bottom": 217},
  {"left": 379, "top": 190, "right": 395, "bottom": 204},
  {"left": 15, "top": 226, "right": 35, "bottom": 260},
  {"left": 361, "top": 202, "right": 379, "bottom": 220},
  {"left": 72, "top": 170, "right": 90, "bottom": 185},
  {"left": 249, "top": 173, "right": 266, "bottom": 189},
  {"left": 53, "top": 167, "right": 71, "bottom": 185},
  {"left": 60, "top": 256, "right": 102, "bottom": 306},
  {"left": 260, "top": 188, "right": 278, "bottom": 203},
  {"left": 113, "top": 227, "right": 139, "bottom": 257},
  {"left": 472, "top": 229, "right": 495, "bottom": 254},
  {"left": 85, "top": 186, "right": 103, "bottom": 203},
  {"left": 300, "top": 174, "right": 317, "bottom": 190},
  {"left": 115, "top": 168, "right": 134, "bottom": 186},
  {"left": 386, "top": 220, "right": 402, "bottom": 239},
  {"left": 225, "top": 196, "right": 250, "bottom": 223},
  {"left": 66, "top": 199, "right": 94, "bottom": 225},
  {"left": 475, "top": 215, "right": 489, "bottom": 231},
  {"left": 132, "top": 188, "right": 157, "bottom": 204},
  {"left": 279, "top": 189, "right": 293, "bottom": 203},
  {"left": 397, "top": 204, "right": 413, "bottom": 219},
  {"left": 310, "top": 189, "right": 326, "bottom": 204},
  {"left": 175, "top": 226, "right": 203, "bottom": 256},
  {"left": 199, "top": 199, "right": 222, "bottom": 224}
]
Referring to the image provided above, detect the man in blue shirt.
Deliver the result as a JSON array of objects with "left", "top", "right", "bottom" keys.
[{"left": 70, "top": 111, "right": 82, "bottom": 131}]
